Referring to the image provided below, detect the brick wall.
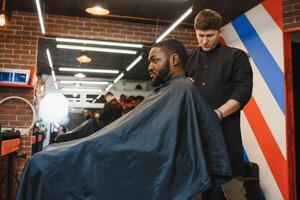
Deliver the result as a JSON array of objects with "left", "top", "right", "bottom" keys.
[
  {"left": 283, "top": 0, "right": 300, "bottom": 30},
  {"left": 0, "top": 11, "right": 196, "bottom": 198}
]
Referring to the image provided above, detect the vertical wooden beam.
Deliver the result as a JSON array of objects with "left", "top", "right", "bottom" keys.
[{"left": 283, "top": 31, "right": 297, "bottom": 200}]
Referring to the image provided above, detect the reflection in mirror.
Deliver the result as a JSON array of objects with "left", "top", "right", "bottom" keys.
[{"left": 35, "top": 36, "right": 152, "bottom": 145}]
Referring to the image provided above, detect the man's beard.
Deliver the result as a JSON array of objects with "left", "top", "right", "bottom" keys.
[{"left": 151, "top": 65, "right": 171, "bottom": 87}]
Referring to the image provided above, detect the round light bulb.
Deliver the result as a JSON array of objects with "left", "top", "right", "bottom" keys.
[
  {"left": 0, "top": 14, "right": 6, "bottom": 27},
  {"left": 76, "top": 54, "right": 92, "bottom": 63},
  {"left": 74, "top": 73, "right": 86, "bottom": 79},
  {"left": 85, "top": 6, "right": 110, "bottom": 16}
]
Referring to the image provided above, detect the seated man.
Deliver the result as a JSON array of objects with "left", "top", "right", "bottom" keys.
[
  {"left": 55, "top": 109, "right": 101, "bottom": 143},
  {"left": 16, "top": 39, "right": 231, "bottom": 200},
  {"left": 100, "top": 92, "right": 123, "bottom": 127}
]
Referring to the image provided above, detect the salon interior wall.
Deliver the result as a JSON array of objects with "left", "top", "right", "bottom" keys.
[{"left": 222, "top": 0, "right": 290, "bottom": 199}]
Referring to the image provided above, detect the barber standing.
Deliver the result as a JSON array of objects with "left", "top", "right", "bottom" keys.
[{"left": 186, "top": 9, "right": 253, "bottom": 199}]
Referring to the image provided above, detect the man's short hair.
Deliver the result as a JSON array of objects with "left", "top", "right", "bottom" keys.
[
  {"left": 194, "top": 9, "right": 222, "bottom": 30},
  {"left": 152, "top": 39, "right": 188, "bottom": 69},
  {"left": 105, "top": 92, "right": 114, "bottom": 97}
]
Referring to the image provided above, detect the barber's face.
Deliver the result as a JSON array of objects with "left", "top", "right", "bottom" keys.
[
  {"left": 196, "top": 29, "right": 222, "bottom": 52},
  {"left": 148, "top": 47, "right": 171, "bottom": 87}
]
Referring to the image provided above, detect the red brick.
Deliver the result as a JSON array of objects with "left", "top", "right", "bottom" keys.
[
  {"left": 13, "top": 59, "right": 29, "bottom": 65},
  {"left": 5, "top": 44, "right": 21, "bottom": 49},
  {"left": 78, "top": 26, "right": 92, "bottom": 31},
  {"left": 0, "top": 58, "right": 12, "bottom": 64},
  {"left": 0, "top": 30, "right": 14, "bottom": 35},
  {"left": 285, "top": 16, "right": 296, "bottom": 24},
  {"left": 16, "top": 19, "right": 32, "bottom": 27},
  {"left": 3, "top": 63, "right": 20, "bottom": 68},
  {"left": 4, "top": 54, "right": 20, "bottom": 59},
  {"left": 15, "top": 30, "right": 31, "bottom": 36},
  {"left": 23, "top": 16, "right": 38, "bottom": 22},
  {"left": 12, "top": 15, "right": 24, "bottom": 20},
  {"left": 13, "top": 49, "right": 30, "bottom": 55},
  {"left": 20, "top": 54, "right": 36, "bottom": 60}
]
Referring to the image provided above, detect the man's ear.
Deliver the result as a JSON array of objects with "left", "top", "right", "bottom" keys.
[
  {"left": 219, "top": 28, "right": 224, "bottom": 37},
  {"left": 170, "top": 53, "right": 180, "bottom": 66}
]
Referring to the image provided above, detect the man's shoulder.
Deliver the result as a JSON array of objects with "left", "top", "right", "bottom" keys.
[
  {"left": 221, "top": 45, "right": 247, "bottom": 55},
  {"left": 170, "top": 77, "right": 195, "bottom": 91},
  {"left": 188, "top": 48, "right": 200, "bottom": 57}
]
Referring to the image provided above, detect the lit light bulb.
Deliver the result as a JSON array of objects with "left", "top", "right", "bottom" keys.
[
  {"left": 74, "top": 73, "right": 86, "bottom": 79},
  {"left": 85, "top": 6, "right": 110, "bottom": 16},
  {"left": 76, "top": 53, "right": 92, "bottom": 63},
  {"left": 0, "top": 14, "right": 6, "bottom": 27}
]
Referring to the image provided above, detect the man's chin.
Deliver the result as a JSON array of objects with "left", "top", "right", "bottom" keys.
[
  {"left": 202, "top": 47, "right": 212, "bottom": 52},
  {"left": 151, "top": 77, "right": 163, "bottom": 87}
]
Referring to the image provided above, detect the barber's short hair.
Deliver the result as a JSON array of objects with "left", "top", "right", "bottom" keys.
[
  {"left": 152, "top": 39, "right": 188, "bottom": 69},
  {"left": 194, "top": 9, "right": 222, "bottom": 30}
]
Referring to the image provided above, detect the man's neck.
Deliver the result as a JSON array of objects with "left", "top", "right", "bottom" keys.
[{"left": 171, "top": 67, "right": 185, "bottom": 77}]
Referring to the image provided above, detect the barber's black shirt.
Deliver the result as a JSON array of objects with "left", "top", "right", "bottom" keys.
[
  {"left": 186, "top": 44, "right": 253, "bottom": 109},
  {"left": 186, "top": 44, "right": 253, "bottom": 176}
]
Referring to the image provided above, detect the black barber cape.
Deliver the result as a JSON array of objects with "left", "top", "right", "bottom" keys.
[
  {"left": 55, "top": 118, "right": 101, "bottom": 143},
  {"left": 16, "top": 76, "right": 231, "bottom": 200}
]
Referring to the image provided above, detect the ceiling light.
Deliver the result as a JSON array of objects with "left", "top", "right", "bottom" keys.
[
  {"left": 60, "top": 67, "right": 119, "bottom": 74},
  {"left": 85, "top": 0, "right": 110, "bottom": 16},
  {"left": 67, "top": 98, "right": 80, "bottom": 102},
  {"left": 156, "top": 6, "right": 193, "bottom": 43},
  {"left": 0, "top": 13, "right": 6, "bottom": 27},
  {"left": 70, "top": 98, "right": 80, "bottom": 101},
  {"left": 60, "top": 80, "right": 109, "bottom": 85},
  {"left": 86, "top": 6, "right": 110, "bottom": 16},
  {"left": 35, "top": 0, "right": 45, "bottom": 34},
  {"left": 67, "top": 98, "right": 94, "bottom": 101},
  {"left": 105, "top": 83, "right": 113, "bottom": 91},
  {"left": 73, "top": 93, "right": 78, "bottom": 97},
  {"left": 74, "top": 73, "right": 86, "bottom": 79},
  {"left": 61, "top": 88, "right": 103, "bottom": 93},
  {"left": 51, "top": 70, "right": 56, "bottom": 82},
  {"left": 113, "top": 73, "right": 124, "bottom": 84},
  {"left": 0, "top": 0, "right": 6, "bottom": 27},
  {"left": 54, "top": 82, "right": 58, "bottom": 89},
  {"left": 76, "top": 52, "right": 92, "bottom": 63},
  {"left": 46, "top": 48, "right": 53, "bottom": 69},
  {"left": 56, "top": 37, "right": 143, "bottom": 48},
  {"left": 57, "top": 44, "right": 137, "bottom": 54},
  {"left": 126, "top": 55, "right": 143, "bottom": 71}
]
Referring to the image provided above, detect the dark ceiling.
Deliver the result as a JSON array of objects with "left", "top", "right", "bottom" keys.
[
  {"left": 8, "top": 0, "right": 263, "bottom": 89},
  {"left": 10, "top": 0, "right": 262, "bottom": 27}
]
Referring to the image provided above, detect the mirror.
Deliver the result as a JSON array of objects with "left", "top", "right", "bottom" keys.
[{"left": 35, "top": 36, "right": 152, "bottom": 132}]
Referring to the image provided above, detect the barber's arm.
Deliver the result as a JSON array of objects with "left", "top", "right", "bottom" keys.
[
  {"left": 215, "top": 50, "right": 253, "bottom": 121},
  {"left": 214, "top": 99, "right": 241, "bottom": 121}
]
